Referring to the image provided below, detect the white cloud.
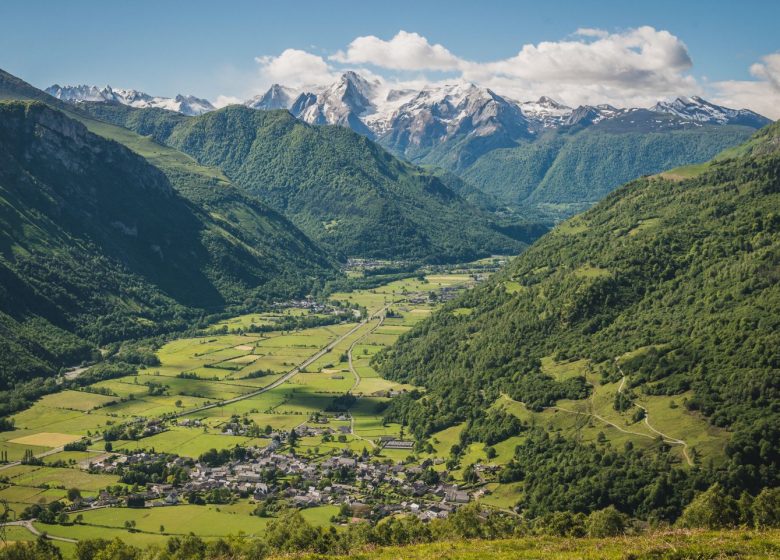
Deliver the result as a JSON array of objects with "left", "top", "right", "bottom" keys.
[
  {"left": 574, "top": 28, "right": 609, "bottom": 39},
  {"left": 461, "top": 26, "right": 696, "bottom": 107},
  {"left": 238, "top": 28, "right": 774, "bottom": 117},
  {"left": 330, "top": 30, "right": 464, "bottom": 71},
  {"left": 254, "top": 48, "right": 337, "bottom": 88},
  {"left": 711, "top": 53, "right": 780, "bottom": 119},
  {"left": 212, "top": 94, "right": 243, "bottom": 108}
]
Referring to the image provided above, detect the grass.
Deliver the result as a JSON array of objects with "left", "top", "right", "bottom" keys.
[
  {"left": 539, "top": 356, "right": 589, "bottom": 382},
  {"left": 6, "top": 466, "right": 118, "bottom": 491},
  {"left": 285, "top": 530, "right": 780, "bottom": 560},
  {"left": 74, "top": 503, "right": 272, "bottom": 537},
  {"left": 502, "top": 281, "right": 525, "bottom": 294},
  {"left": 9, "top": 432, "right": 82, "bottom": 448},
  {"left": 479, "top": 482, "right": 523, "bottom": 509},
  {"left": 573, "top": 265, "right": 611, "bottom": 279},
  {"left": 36, "top": 390, "right": 118, "bottom": 411},
  {"left": 627, "top": 217, "right": 661, "bottom": 236},
  {"left": 659, "top": 161, "right": 711, "bottom": 180},
  {"left": 112, "top": 427, "right": 266, "bottom": 458},
  {"left": 554, "top": 218, "right": 589, "bottom": 236}
]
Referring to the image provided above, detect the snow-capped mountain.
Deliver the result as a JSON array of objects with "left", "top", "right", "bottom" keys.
[
  {"left": 288, "top": 71, "right": 381, "bottom": 136},
  {"left": 245, "top": 73, "right": 771, "bottom": 162},
  {"left": 47, "top": 73, "right": 771, "bottom": 160},
  {"left": 518, "top": 96, "right": 573, "bottom": 128},
  {"left": 376, "top": 84, "right": 533, "bottom": 159},
  {"left": 651, "top": 96, "right": 769, "bottom": 128},
  {"left": 45, "top": 84, "right": 215, "bottom": 116},
  {"left": 244, "top": 84, "right": 298, "bottom": 110}
]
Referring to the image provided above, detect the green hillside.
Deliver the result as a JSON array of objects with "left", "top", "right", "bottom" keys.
[
  {"left": 374, "top": 123, "right": 780, "bottom": 519},
  {"left": 0, "top": 98, "right": 333, "bottom": 394},
  {"left": 79, "top": 103, "right": 528, "bottom": 262},
  {"left": 443, "top": 119, "right": 760, "bottom": 219}
]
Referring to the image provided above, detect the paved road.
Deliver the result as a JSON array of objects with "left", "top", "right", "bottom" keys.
[
  {"left": 1, "top": 520, "right": 77, "bottom": 543},
  {"left": 345, "top": 311, "right": 388, "bottom": 447}
]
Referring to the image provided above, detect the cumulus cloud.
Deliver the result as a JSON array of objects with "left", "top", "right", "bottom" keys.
[
  {"left": 461, "top": 26, "right": 696, "bottom": 106},
  {"left": 255, "top": 48, "right": 337, "bottom": 88},
  {"left": 243, "top": 27, "right": 774, "bottom": 117},
  {"left": 711, "top": 52, "right": 780, "bottom": 119},
  {"left": 330, "top": 30, "right": 464, "bottom": 71}
]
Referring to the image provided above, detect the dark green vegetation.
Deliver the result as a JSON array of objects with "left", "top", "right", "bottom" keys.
[
  {"left": 0, "top": 70, "right": 337, "bottom": 405},
  {"left": 79, "top": 103, "right": 529, "bottom": 262},
  {"left": 3, "top": 501, "right": 780, "bottom": 560},
  {"left": 375, "top": 122, "right": 780, "bottom": 519},
  {"left": 421, "top": 113, "right": 761, "bottom": 220}
]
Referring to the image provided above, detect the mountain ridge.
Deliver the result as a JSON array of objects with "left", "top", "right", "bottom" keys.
[
  {"left": 51, "top": 72, "right": 771, "bottom": 220},
  {"left": 75, "top": 101, "right": 532, "bottom": 262}
]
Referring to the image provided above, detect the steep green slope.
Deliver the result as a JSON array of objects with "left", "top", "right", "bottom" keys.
[
  {"left": 79, "top": 103, "right": 527, "bottom": 262},
  {"left": 453, "top": 120, "right": 759, "bottom": 218},
  {"left": 0, "top": 100, "right": 333, "bottom": 390},
  {"left": 374, "top": 123, "right": 780, "bottom": 518}
]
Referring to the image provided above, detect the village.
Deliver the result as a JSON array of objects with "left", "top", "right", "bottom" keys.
[{"left": 74, "top": 422, "right": 488, "bottom": 524}]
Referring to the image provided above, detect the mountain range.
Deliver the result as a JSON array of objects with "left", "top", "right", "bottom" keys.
[
  {"left": 46, "top": 84, "right": 215, "bottom": 116},
  {"left": 49, "top": 72, "right": 770, "bottom": 137},
  {"left": 76, "top": 102, "right": 530, "bottom": 262},
  {"left": 0, "top": 65, "right": 539, "bottom": 387},
  {"left": 50, "top": 72, "right": 772, "bottom": 219}
]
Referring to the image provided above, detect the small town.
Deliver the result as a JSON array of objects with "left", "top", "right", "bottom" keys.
[{"left": 72, "top": 423, "right": 481, "bottom": 523}]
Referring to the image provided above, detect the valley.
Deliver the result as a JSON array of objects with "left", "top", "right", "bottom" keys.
[
  {"left": 0, "top": 267, "right": 488, "bottom": 552},
  {"left": 0, "top": 10, "right": 779, "bottom": 556}
]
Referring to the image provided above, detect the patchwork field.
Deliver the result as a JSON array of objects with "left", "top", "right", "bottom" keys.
[{"left": 0, "top": 269, "right": 496, "bottom": 550}]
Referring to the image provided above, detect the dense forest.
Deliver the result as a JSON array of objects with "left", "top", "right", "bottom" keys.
[
  {"left": 80, "top": 103, "right": 531, "bottom": 262},
  {"left": 0, "top": 99, "right": 334, "bottom": 397},
  {"left": 412, "top": 109, "right": 762, "bottom": 220},
  {"left": 374, "top": 122, "right": 780, "bottom": 518}
]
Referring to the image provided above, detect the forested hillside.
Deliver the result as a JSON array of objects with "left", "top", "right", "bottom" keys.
[
  {"left": 80, "top": 103, "right": 528, "bottom": 262},
  {"left": 0, "top": 99, "right": 334, "bottom": 391},
  {"left": 457, "top": 115, "right": 759, "bottom": 217},
  {"left": 375, "top": 122, "right": 780, "bottom": 519}
]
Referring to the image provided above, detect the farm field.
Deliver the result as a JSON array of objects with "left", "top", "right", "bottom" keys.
[
  {"left": 0, "top": 270, "right": 480, "bottom": 550},
  {"left": 0, "top": 264, "right": 750, "bottom": 554}
]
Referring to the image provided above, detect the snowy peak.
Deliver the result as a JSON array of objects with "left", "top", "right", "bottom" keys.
[
  {"left": 45, "top": 84, "right": 215, "bottom": 116},
  {"left": 285, "top": 72, "right": 382, "bottom": 136},
  {"left": 519, "top": 96, "right": 573, "bottom": 128},
  {"left": 245, "top": 84, "right": 298, "bottom": 110},
  {"left": 651, "top": 96, "right": 770, "bottom": 127}
]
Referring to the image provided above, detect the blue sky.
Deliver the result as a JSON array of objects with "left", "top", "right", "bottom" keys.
[{"left": 3, "top": 0, "right": 779, "bottom": 115}]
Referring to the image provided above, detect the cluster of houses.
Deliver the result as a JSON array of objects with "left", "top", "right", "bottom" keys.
[{"left": 81, "top": 442, "right": 482, "bottom": 522}]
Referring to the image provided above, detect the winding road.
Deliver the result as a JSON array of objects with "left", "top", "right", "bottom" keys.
[{"left": 1, "top": 520, "right": 77, "bottom": 543}]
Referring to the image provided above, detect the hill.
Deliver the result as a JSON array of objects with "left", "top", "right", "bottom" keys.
[
  {"left": 78, "top": 102, "right": 529, "bottom": 262},
  {"left": 374, "top": 122, "right": 780, "bottom": 519},
  {"left": 457, "top": 116, "right": 761, "bottom": 218},
  {"left": 0, "top": 97, "right": 333, "bottom": 390}
]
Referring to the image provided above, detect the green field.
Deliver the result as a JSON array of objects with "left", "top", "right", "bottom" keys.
[{"left": 0, "top": 269, "right": 514, "bottom": 546}]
